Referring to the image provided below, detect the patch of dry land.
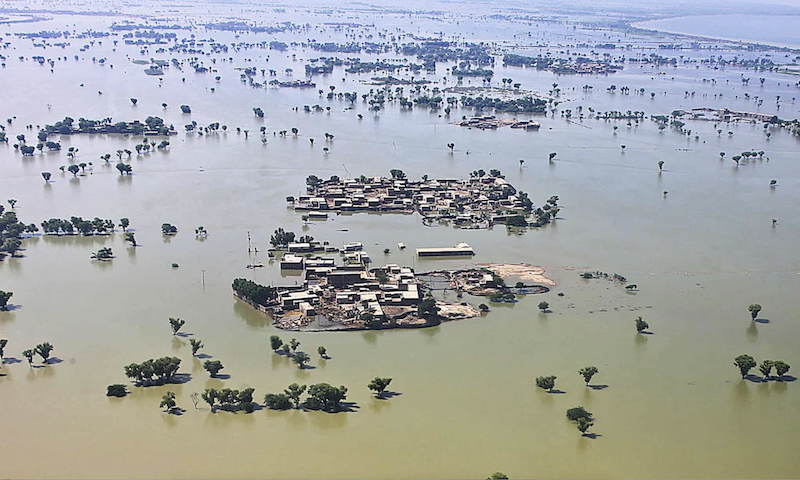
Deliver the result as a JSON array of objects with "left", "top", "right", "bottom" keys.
[{"left": 478, "top": 263, "right": 556, "bottom": 286}]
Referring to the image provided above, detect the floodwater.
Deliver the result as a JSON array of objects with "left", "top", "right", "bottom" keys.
[
  {"left": 1, "top": 7, "right": 800, "bottom": 479},
  {"left": 637, "top": 14, "right": 800, "bottom": 49}
]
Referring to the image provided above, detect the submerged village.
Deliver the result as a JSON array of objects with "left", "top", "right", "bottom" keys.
[{"left": 232, "top": 171, "right": 558, "bottom": 331}]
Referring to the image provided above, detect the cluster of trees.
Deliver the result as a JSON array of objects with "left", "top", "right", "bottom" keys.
[
  {"left": 264, "top": 382, "right": 349, "bottom": 412},
  {"left": 734, "top": 355, "right": 791, "bottom": 380},
  {"left": 91, "top": 247, "right": 113, "bottom": 260},
  {"left": 566, "top": 406, "right": 594, "bottom": 435},
  {"left": 21, "top": 342, "right": 54, "bottom": 365},
  {"left": 269, "top": 227, "right": 296, "bottom": 247},
  {"left": 459, "top": 95, "right": 546, "bottom": 114},
  {"left": 269, "top": 336, "right": 310, "bottom": 367},
  {"left": 41, "top": 216, "right": 116, "bottom": 236},
  {"left": 123, "top": 357, "right": 182, "bottom": 386},
  {"left": 41, "top": 116, "right": 175, "bottom": 136},
  {"left": 1, "top": 206, "right": 35, "bottom": 258},
  {"left": 232, "top": 278, "right": 277, "bottom": 306},
  {"left": 201, "top": 387, "right": 255, "bottom": 412}
]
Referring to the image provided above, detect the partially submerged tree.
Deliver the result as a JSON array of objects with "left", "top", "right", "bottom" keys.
[
  {"left": 538, "top": 301, "right": 549, "bottom": 312},
  {"left": 304, "top": 383, "right": 348, "bottom": 412},
  {"left": 107, "top": 384, "right": 128, "bottom": 397},
  {"left": 22, "top": 349, "right": 35, "bottom": 366},
  {"left": 270, "top": 335, "right": 283, "bottom": 352},
  {"left": 733, "top": 354, "right": 757, "bottom": 379},
  {"left": 317, "top": 346, "right": 327, "bottom": 358},
  {"left": 204, "top": 360, "right": 224, "bottom": 378},
  {"left": 169, "top": 317, "right": 185, "bottom": 335},
  {"left": 263, "top": 393, "right": 292, "bottom": 410},
  {"left": 579, "top": 366, "right": 599, "bottom": 385},
  {"left": 35, "top": 342, "right": 53, "bottom": 363},
  {"left": 159, "top": 391, "right": 178, "bottom": 413},
  {"left": 634, "top": 316, "right": 649, "bottom": 333},
  {"left": 190, "top": 339, "right": 203, "bottom": 356},
  {"left": 0, "top": 291, "right": 13, "bottom": 311},
  {"left": 368, "top": 377, "right": 393, "bottom": 397},
  {"left": 748, "top": 304, "right": 762, "bottom": 321},
  {"left": 535, "top": 375, "right": 557, "bottom": 392},
  {"left": 773, "top": 361, "right": 791, "bottom": 380},
  {"left": 284, "top": 383, "right": 307, "bottom": 408},
  {"left": 758, "top": 360, "right": 773, "bottom": 380},
  {"left": 293, "top": 351, "right": 310, "bottom": 369}
]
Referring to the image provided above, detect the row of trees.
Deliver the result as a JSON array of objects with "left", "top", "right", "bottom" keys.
[
  {"left": 264, "top": 383, "right": 349, "bottom": 412},
  {"left": 232, "top": 278, "right": 277, "bottom": 307},
  {"left": 733, "top": 355, "right": 791, "bottom": 380},
  {"left": 40, "top": 217, "right": 129, "bottom": 235},
  {"left": 0, "top": 339, "right": 52, "bottom": 366},
  {"left": 124, "top": 357, "right": 182, "bottom": 386}
]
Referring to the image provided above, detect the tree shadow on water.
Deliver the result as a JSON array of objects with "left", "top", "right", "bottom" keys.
[
  {"left": 196, "top": 353, "right": 212, "bottom": 359},
  {"left": 3, "top": 357, "right": 22, "bottom": 364},
  {"left": 582, "top": 433, "right": 602, "bottom": 439},
  {"left": 214, "top": 374, "right": 231, "bottom": 380},
  {"left": 588, "top": 384, "right": 609, "bottom": 391},
  {"left": 176, "top": 332, "right": 194, "bottom": 337},
  {"left": 171, "top": 373, "right": 193, "bottom": 384},
  {"left": 754, "top": 318, "right": 770, "bottom": 324},
  {"left": 376, "top": 391, "right": 402, "bottom": 400},
  {"left": 744, "top": 374, "right": 765, "bottom": 383},
  {"left": 548, "top": 389, "right": 567, "bottom": 394}
]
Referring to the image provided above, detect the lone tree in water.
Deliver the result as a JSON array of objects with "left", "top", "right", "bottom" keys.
[
  {"left": 41, "top": 171, "right": 51, "bottom": 182},
  {"left": 748, "top": 304, "right": 762, "bottom": 321},
  {"left": 658, "top": 160, "right": 664, "bottom": 171},
  {"left": 293, "top": 351, "right": 310, "bottom": 369},
  {"left": 535, "top": 375, "right": 557, "bottom": 392},
  {"left": 549, "top": 152, "right": 557, "bottom": 161},
  {"left": 486, "top": 473, "right": 508, "bottom": 480},
  {"left": 35, "top": 342, "right": 54, "bottom": 363},
  {"left": 733, "top": 354, "right": 757, "bottom": 378},
  {"left": 538, "top": 301, "right": 549, "bottom": 312},
  {"left": 190, "top": 339, "right": 203, "bottom": 356},
  {"left": 169, "top": 317, "right": 185, "bottom": 335},
  {"left": 0, "top": 339, "right": 8, "bottom": 359},
  {"left": 204, "top": 360, "right": 224, "bottom": 377},
  {"left": 159, "top": 391, "right": 178, "bottom": 413},
  {"left": 0, "top": 291, "right": 13, "bottom": 311},
  {"left": 634, "top": 316, "right": 649, "bottom": 333},
  {"left": 317, "top": 346, "right": 327, "bottom": 358},
  {"left": 368, "top": 377, "right": 393, "bottom": 397},
  {"left": 270, "top": 335, "right": 283, "bottom": 352},
  {"left": 579, "top": 366, "right": 599, "bottom": 385},
  {"left": 119, "top": 218, "right": 130, "bottom": 231},
  {"left": 22, "top": 349, "right": 35, "bottom": 366},
  {"left": 289, "top": 338, "right": 300, "bottom": 353}
]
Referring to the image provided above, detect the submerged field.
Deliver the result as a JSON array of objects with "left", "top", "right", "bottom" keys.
[{"left": 1, "top": 5, "right": 800, "bottom": 479}]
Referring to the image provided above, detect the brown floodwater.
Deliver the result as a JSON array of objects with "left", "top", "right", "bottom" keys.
[{"left": 1, "top": 7, "right": 800, "bottom": 479}]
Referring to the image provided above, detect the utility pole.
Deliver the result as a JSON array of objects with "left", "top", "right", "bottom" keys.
[{"left": 247, "top": 230, "right": 251, "bottom": 253}]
